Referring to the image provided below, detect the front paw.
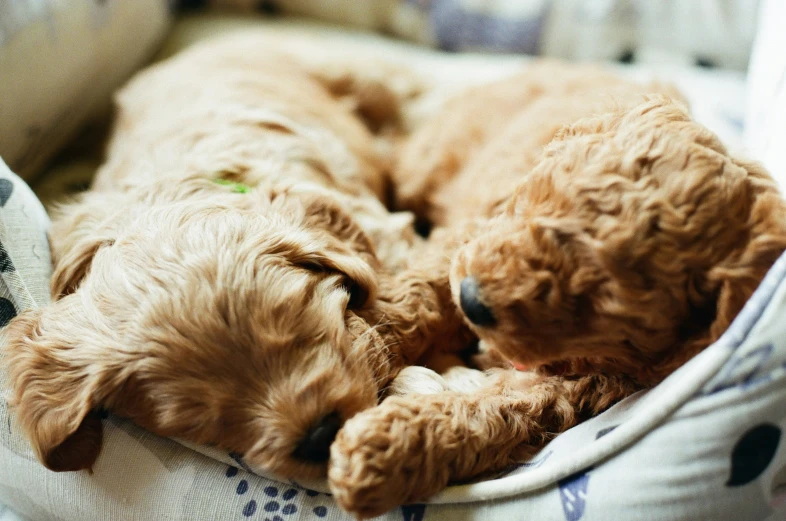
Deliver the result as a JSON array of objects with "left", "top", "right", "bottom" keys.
[
  {"left": 384, "top": 366, "right": 449, "bottom": 398},
  {"left": 328, "top": 396, "right": 454, "bottom": 518}
]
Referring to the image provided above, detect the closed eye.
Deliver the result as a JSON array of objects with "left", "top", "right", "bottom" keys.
[{"left": 294, "top": 261, "right": 367, "bottom": 310}]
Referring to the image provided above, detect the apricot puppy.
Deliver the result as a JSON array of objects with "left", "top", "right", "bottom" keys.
[
  {"left": 329, "top": 87, "right": 786, "bottom": 515},
  {"left": 2, "top": 32, "right": 462, "bottom": 482}
]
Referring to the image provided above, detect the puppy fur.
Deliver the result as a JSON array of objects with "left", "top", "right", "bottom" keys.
[
  {"left": 3, "top": 32, "right": 466, "bottom": 481},
  {"left": 328, "top": 68, "right": 786, "bottom": 517}
]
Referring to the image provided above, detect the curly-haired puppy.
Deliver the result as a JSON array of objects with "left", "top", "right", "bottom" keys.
[
  {"left": 2, "top": 32, "right": 463, "bottom": 482},
  {"left": 328, "top": 73, "right": 786, "bottom": 516}
]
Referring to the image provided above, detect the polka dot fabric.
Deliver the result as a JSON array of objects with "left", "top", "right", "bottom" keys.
[{"left": 222, "top": 464, "right": 333, "bottom": 520}]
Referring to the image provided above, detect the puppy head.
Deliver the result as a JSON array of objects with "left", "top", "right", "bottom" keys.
[
  {"left": 452, "top": 97, "right": 786, "bottom": 383},
  {"left": 6, "top": 190, "right": 388, "bottom": 480}
]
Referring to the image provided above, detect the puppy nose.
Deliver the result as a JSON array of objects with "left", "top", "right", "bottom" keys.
[
  {"left": 460, "top": 276, "right": 496, "bottom": 327},
  {"left": 293, "top": 412, "right": 342, "bottom": 463}
]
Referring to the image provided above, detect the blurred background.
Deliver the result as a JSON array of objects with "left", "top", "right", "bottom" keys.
[
  {"left": 0, "top": 0, "right": 779, "bottom": 197},
  {"left": 201, "top": 0, "right": 761, "bottom": 69}
]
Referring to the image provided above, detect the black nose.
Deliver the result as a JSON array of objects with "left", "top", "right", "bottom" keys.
[
  {"left": 460, "top": 276, "right": 496, "bottom": 327},
  {"left": 293, "top": 413, "right": 342, "bottom": 463}
]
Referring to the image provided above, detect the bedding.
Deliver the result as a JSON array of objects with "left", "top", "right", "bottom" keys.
[{"left": 2, "top": 8, "right": 785, "bottom": 521}]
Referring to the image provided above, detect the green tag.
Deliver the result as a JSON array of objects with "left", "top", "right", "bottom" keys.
[{"left": 213, "top": 178, "right": 251, "bottom": 193}]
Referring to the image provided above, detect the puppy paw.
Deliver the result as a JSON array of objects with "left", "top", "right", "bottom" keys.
[
  {"left": 441, "top": 365, "right": 490, "bottom": 393},
  {"left": 328, "top": 396, "right": 454, "bottom": 518},
  {"left": 384, "top": 366, "right": 449, "bottom": 398}
]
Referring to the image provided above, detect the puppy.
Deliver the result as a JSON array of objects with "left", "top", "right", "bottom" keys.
[
  {"left": 328, "top": 71, "right": 786, "bottom": 517},
  {"left": 2, "top": 32, "right": 460, "bottom": 482}
]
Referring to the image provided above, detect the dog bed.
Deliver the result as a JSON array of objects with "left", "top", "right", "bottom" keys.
[{"left": 2, "top": 4, "right": 785, "bottom": 521}]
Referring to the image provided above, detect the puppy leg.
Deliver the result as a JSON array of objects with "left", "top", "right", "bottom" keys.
[
  {"left": 440, "top": 365, "right": 490, "bottom": 394},
  {"left": 420, "top": 349, "right": 494, "bottom": 394},
  {"left": 329, "top": 372, "right": 639, "bottom": 518}
]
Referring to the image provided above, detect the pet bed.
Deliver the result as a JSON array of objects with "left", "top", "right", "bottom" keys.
[{"left": 1, "top": 2, "right": 785, "bottom": 521}]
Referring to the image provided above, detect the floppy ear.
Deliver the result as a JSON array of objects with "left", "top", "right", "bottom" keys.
[
  {"left": 48, "top": 192, "right": 126, "bottom": 298},
  {"left": 286, "top": 190, "right": 381, "bottom": 308},
  {"left": 292, "top": 237, "right": 379, "bottom": 309},
  {"left": 5, "top": 300, "right": 106, "bottom": 472},
  {"left": 50, "top": 235, "right": 114, "bottom": 299},
  {"left": 703, "top": 158, "right": 786, "bottom": 343}
]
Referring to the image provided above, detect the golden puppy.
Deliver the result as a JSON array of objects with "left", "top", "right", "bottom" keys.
[{"left": 2, "top": 32, "right": 460, "bottom": 482}]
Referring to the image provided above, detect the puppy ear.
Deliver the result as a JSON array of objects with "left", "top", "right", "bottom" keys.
[
  {"left": 704, "top": 158, "right": 786, "bottom": 342},
  {"left": 289, "top": 191, "right": 381, "bottom": 307},
  {"left": 294, "top": 241, "right": 379, "bottom": 309},
  {"left": 49, "top": 192, "right": 125, "bottom": 298},
  {"left": 50, "top": 236, "right": 113, "bottom": 299},
  {"left": 5, "top": 302, "right": 105, "bottom": 471}
]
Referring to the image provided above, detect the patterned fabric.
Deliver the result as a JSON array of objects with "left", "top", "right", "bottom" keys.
[
  {"left": 0, "top": 157, "right": 50, "bottom": 320},
  {"left": 0, "top": 157, "right": 51, "bottom": 521},
  {"left": 0, "top": 0, "right": 171, "bottom": 181}
]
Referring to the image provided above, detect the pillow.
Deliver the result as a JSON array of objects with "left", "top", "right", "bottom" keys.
[{"left": 0, "top": 0, "right": 171, "bottom": 181}]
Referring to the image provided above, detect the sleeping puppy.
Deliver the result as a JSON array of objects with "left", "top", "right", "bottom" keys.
[
  {"left": 328, "top": 71, "right": 786, "bottom": 517},
  {"left": 2, "top": 31, "right": 462, "bottom": 482}
]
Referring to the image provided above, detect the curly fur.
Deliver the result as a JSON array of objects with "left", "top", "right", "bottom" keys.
[
  {"left": 2, "top": 32, "right": 466, "bottom": 481},
  {"left": 329, "top": 69, "right": 786, "bottom": 517},
  {"left": 394, "top": 61, "right": 684, "bottom": 228}
]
